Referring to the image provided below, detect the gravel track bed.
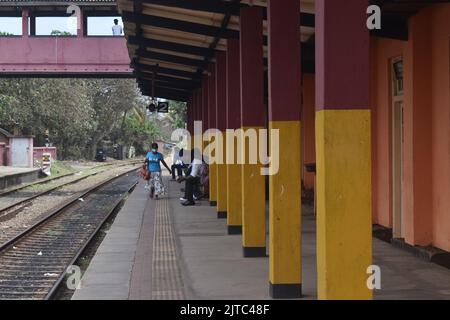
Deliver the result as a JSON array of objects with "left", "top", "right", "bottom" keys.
[
  {"left": 0, "top": 161, "right": 137, "bottom": 210},
  {"left": 0, "top": 164, "right": 140, "bottom": 245}
]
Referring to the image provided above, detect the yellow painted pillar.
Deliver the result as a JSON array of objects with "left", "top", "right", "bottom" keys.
[
  {"left": 315, "top": 110, "right": 372, "bottom": 299},
  {"left": 215, "top": 51, "right": 228, "bottom": 219},
  {"left": 216, "top": 140, "right": 228, "bottom": 218},
  {"left": 241, "top": 127, "right": 266, "bottom": 256},
  {"left": 267, "top": 0, "right": 301, "bottom": 298},
  {"left": 315, "top": 0, "right": 372, "bottom": 300},
  {"left": 226, "top": 142, "right": 242, "bottom": 234},
  {"left": 240, "top": 7, "right": 266, "bottom": 257},
  {"left": 209, "top": 164, "right": 217, "bottom": 206},
  {"left": 226, "top": 38, "right": 242, "bottom": 234}
]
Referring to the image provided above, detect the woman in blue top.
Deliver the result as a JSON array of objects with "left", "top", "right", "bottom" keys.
[{"left": 145, "top": 143, "right": 171, "bottom": 199}]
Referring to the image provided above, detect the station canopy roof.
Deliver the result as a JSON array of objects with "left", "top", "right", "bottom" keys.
[
  {"left": 0, "top": 0, "right": 439, "bottom": 101},
  {"left": 116, "top": 0, "right": 315, "bottom": 101},
  {"left": 0, "top": 0, "right": 116, "bottom": 4},
  {"left": 117, "top": 0, "right": 439, "bottom": 101}
]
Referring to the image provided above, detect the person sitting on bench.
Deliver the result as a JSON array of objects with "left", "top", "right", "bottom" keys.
[
  {"left": 177, "top": 149, "right": 202, "bottom": 206},
  {"left": 171, "top": 147, "right": 185, "bottom": 180}
]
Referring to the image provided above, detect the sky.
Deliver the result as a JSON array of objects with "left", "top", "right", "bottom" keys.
[{"left": 0, "top": 16, "right": 123, "bottom": 36}]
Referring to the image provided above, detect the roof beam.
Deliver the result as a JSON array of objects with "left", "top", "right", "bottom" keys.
[
  {"left": 137, "top": 74, "right": 199, "bottom": 90},
  {"left": 139, "top": 81, "right": 190, "bottom": 92},
  {"left": 127, "top": 35, "right": 215, "bottom": 58},
  {"left": 136, "top": 71, "right": 201, "bottom": 85},
  {"left": 135, "top": 62, "right": 202, "bottom": 80},
  {"left": 140, "top": 82, "right": 190, "bottom": 93},
  {"left": 370, "top": 13, "right": 409, "bottom": 40},
  {"left": 139, "top": 86, "right": 190, "bottom": 101},
  {"left": 138, "top": 0, "right": 315, "bottom": 27},
  {"left": 139, "top": 0, "right": 240, "bottom": 15},
  {"left": 137, "top": 49, "right": 208, "bottom": 69},
  {"left": 122, "top": 11, "right": 239, "bottom": 39}
]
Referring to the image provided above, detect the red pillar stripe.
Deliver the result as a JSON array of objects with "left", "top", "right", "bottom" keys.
[
  {"left": 267, "top": 0, "right": 301, "bottom": 122},
  {"left": 202, "top": 76, "right": 209, "bottom": 129},
  {"left": 187, "top": 96, "right": 193, "bottom": 134},
  {"left": 208, "top": 63, "right": 217, "bottom": 129},
  {"left": 196, "top": 89, "right": 202, "bottom": 122},
  {"left": 226, "top": 39, "right": 241, "bottom": 130},
  {"left": 192, "top": 89, "right": 196, "bottom": 122},
  {"left": 315, "top": 0, "right": 370, "bottom": 110},
  {"left": 216, "top": 51, "right": 227, "bottom": 131},
  {"left": 22, "top": 8, "right": 28, "bottom": 37},
  {"left": 240, "top": 6, "right": 265, "bottom": 127}
]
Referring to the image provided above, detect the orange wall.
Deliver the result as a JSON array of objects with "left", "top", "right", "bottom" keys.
[
  {"left": 371, "top": 4, "right": 450, "bottom": 251},
  {"left": 403, "top": 7, "right": 433, "bottom": 247},
  {"left": 302, "top": 74, "right": 316, "bottom": 190},
  {"left": 430, "top": 4, "right": 450, "bottom": 251}
]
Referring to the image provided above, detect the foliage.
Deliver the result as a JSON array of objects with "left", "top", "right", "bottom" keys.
[
  {"left": 0, "top": 79, "right": 186, "bottom": 160},
  {"left": 0, "top": 31, "right": 14, "bottom": 36},
  {"left": 167, "top": 100, "right": 187, "bottom": 129},
  {"left": 50, "top": 30, "right": 73, "bottom": 37},
  {"left": 110, "top": 110, "right": 161, "bottom": 155}
]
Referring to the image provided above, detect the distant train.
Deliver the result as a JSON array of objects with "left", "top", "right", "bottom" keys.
[{"left": 95, "top": 145, "right": 136, "bottom": 162}]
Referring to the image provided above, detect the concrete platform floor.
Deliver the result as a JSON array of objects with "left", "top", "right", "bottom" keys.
[
  {"left": 0, "top": 166, "right": 39, "bottom": 178},
  {"left": 72, "top": 176, "right": 450, "bottom": 300}
]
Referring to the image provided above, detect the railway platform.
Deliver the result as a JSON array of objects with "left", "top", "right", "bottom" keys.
[
  {"left": 72, "top": 176, "right": 450, "bottom": 300},
  {"left": 0, "top": 166, "right": 42, "bottom": 191}
]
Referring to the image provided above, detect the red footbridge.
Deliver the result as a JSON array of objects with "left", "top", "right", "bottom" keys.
[{"left": 0, "top": 0, "right": 132, "bottom": 78}]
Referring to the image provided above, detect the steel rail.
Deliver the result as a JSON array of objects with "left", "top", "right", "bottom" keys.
[{"left": 0, "top": 166, "right": 140, "bottom": 300}]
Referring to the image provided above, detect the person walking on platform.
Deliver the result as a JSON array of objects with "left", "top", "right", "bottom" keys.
[{"left": 145, "top": 143, "right": 171, "bottom": 199}]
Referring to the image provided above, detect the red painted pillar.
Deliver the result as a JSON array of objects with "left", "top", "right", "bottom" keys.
[
  {"left": 192, "top": 88, "right": 203, "bottom": 152},
  {"left": 77, "top": 8, "right": 84, "bottom": 37},
  {"left": 22, "top": 8, "right": 29, "bottom": 37},
  {"left": 191, "top": 90, "right": 196, "bottom": 136},
  {"left": 215, "top": 51, "right": 228, "bottom": 219},
  {"left": 267, "top": 0, "right": 302, "bottom": 299},
  {"left": 193, "top": 88, "right": 198, "bottom": 122},
  {"left": 226, "top": 38, "right": 243, "bottom": 235},
  {"left": 239, "top": 6, "right": 266, "bottom": 257},
  {"left": 315, "top": 0, "right": 372, "bottom": 299},
  {"left": 186, "top": 95, "right": 193, "bottom": 149},
  {"left": 187, "top": 95, "right": 194, "bottom": 135},
  {"left": 202, "top": 76, "right": 209, "bottom": 130},
  {"left": 208, "top": 63, "right": 218, "bottom": 206}
]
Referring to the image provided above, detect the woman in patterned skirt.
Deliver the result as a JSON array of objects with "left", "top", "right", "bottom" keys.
[{"left": 145, "top": 143, "right": 172, "bottom": 199}]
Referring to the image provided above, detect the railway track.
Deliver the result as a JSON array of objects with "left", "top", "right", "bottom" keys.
[
  {"left": 0, "top": 169, "right": 139, "bottom": 300},
  {"left": 0, "top": 160, "right": 141, "bottom": 215}
]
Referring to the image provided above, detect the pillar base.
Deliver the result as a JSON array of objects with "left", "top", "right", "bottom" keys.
[
  {"left": 243, "top": 247, "right": 266, "bottom": 258},
  {"left": 218, "top": 211, "right": 227, "bottom": 219},
  {"left": 210, "top": 201, "right": 217, "bottom": 207},
  {"left": 269, "top": 282, "right": 302, "bottom": 299},
  {"left": 227, "top": 225, "right": 242, "bottom": 235}
]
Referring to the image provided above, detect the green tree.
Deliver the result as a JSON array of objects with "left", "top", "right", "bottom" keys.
[
  {"left": 50, "top": 30, "right": 73, "bottom": 37},
  {"left": 85, "top": 79, "right": 139, "bottom": 158},
  {"left": 0, "top": 79, "right": 188, "bottom": 160},
  {"left": 167, "top": 100, "right": 187, "bottom": 129}
]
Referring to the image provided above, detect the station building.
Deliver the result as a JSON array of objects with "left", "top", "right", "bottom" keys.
[
  {"left": 116, "top": 0, "right": 450, "bottom": 299},
  {"left": 0, "top": 0, "right": 448, "bottom": 300}
]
